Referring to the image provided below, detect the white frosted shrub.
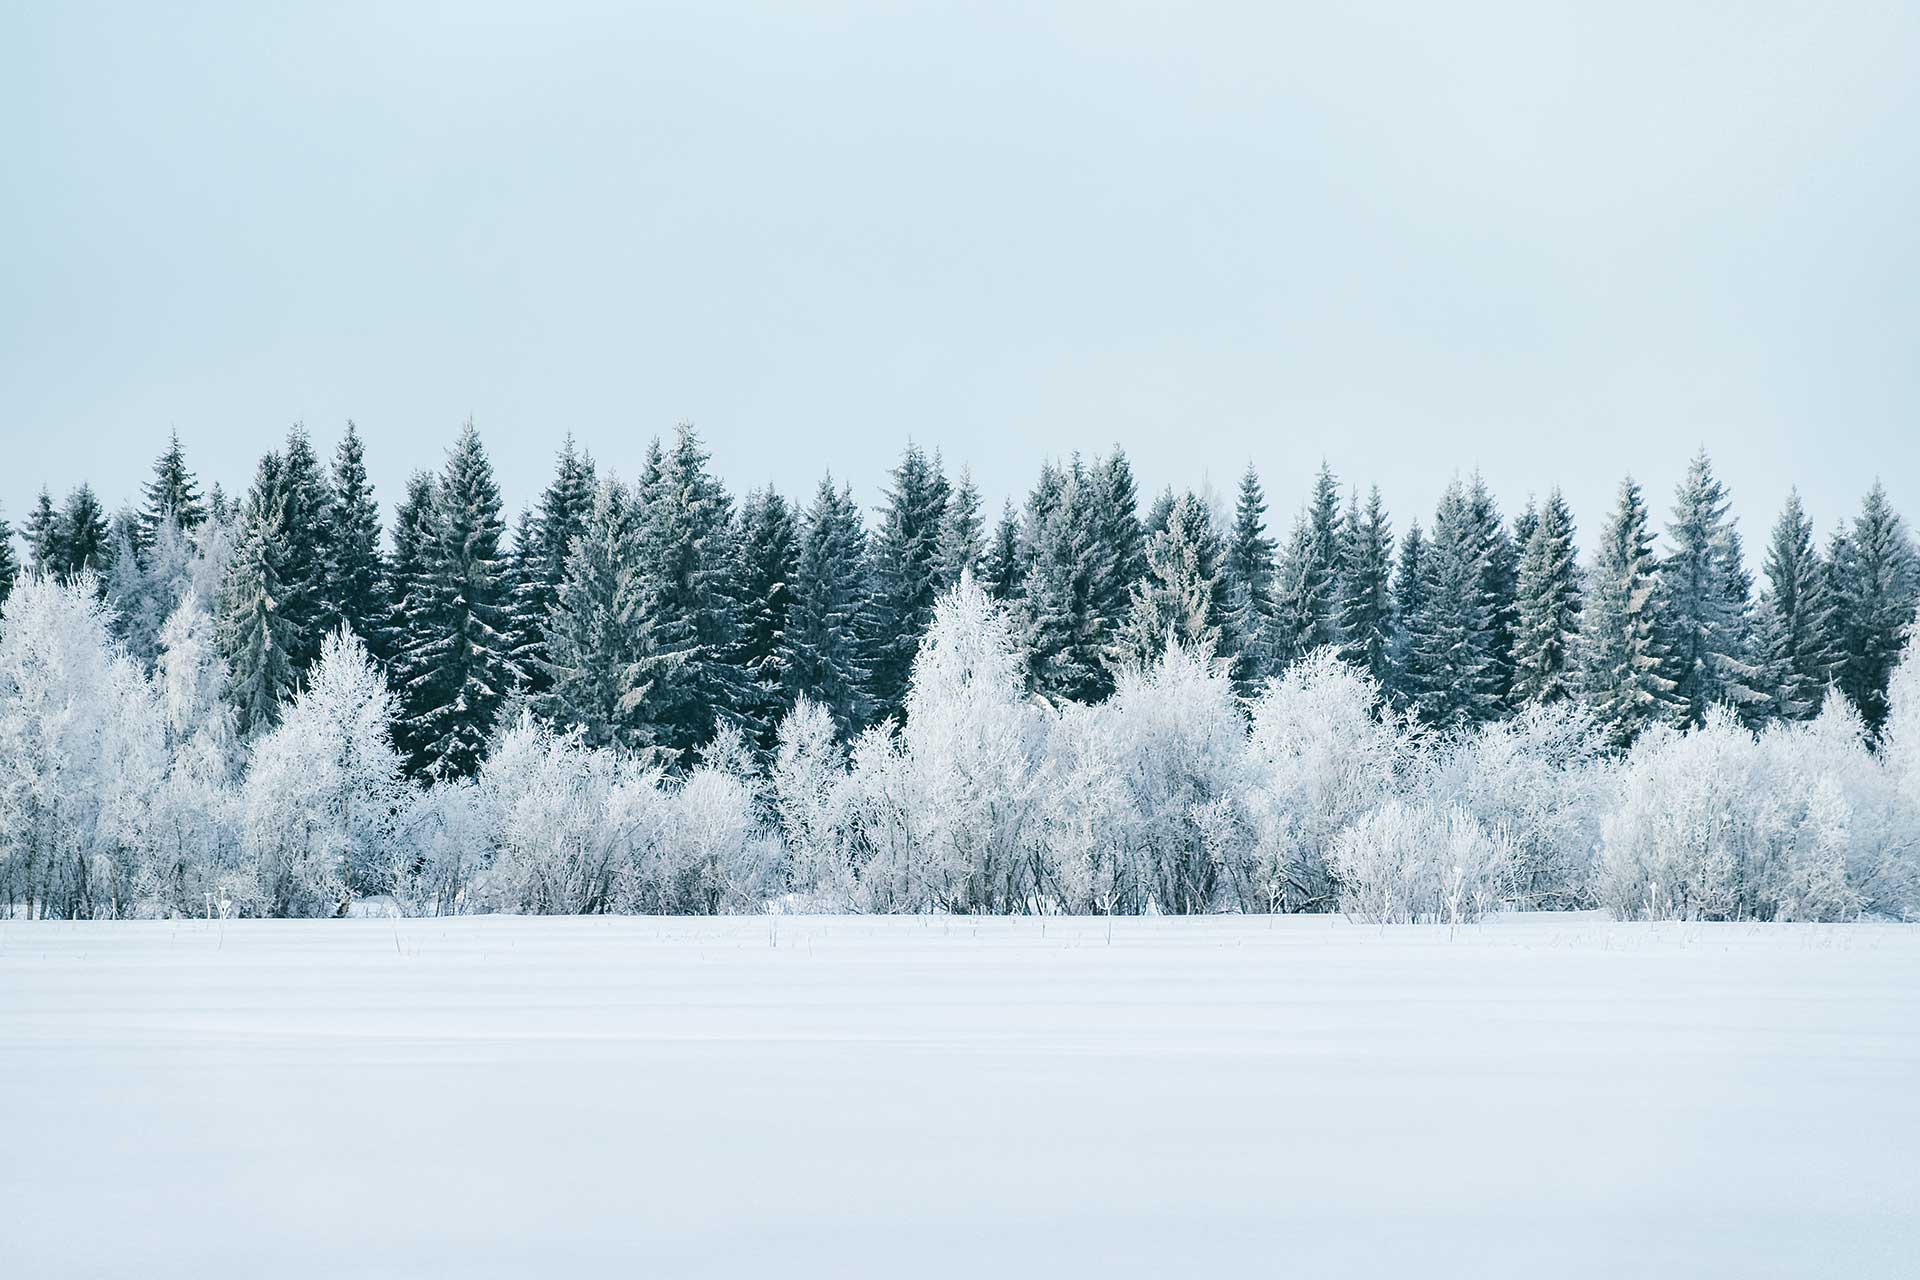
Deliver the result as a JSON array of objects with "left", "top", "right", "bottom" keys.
[{"left": 1330, "top": 800, "right": 1513, "bottom": 925}]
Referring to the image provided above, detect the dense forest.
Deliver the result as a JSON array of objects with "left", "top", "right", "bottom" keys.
[{"left": 2, "top": 422, "right": 1917, "bottom": 922}]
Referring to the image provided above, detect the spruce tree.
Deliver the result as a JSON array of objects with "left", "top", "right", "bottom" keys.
[
  {"left": 1466, "top": 474, "right": 1518, "bottom": 708},
  {"left": 1829, "top": 481, "right": 1919, "bottom": 733},
  {"left": 275, "top": 425, "right": 336, "bottom": 679},
  {"left": 1403, "top": 480, "right": 1501, "bottom": 729},
  {"left": 1221, "top": 465, "right": 1276, "bottom": 695},
  {"left": 1510, "top": 488, "right": 1580, "bottom": 706},
  {"left": 622, "top": 424, "right": 753, "bottom": 760},
  {"left": 979, "top": 500, "right": 1024, "bottom": 603},
  {"left": 1581, "top": 477, "right": 1674, "bottom": 746},
  {"left": 140, "top": 430, "right": 205, "bottom": 547},
  {"left": 935, "top": 469, "right": 984, "bottom": 590},
  {"left": 510, "top": 437, "right": 596, "bottom": 694},
  {"left": 1337, "top": 485, "right": 1394, "bottom": 686},
  {"left": 57, "top": 484, "right": 111, "bottom": 577},
  {"left": 394, "top": 421, "right": 518, "bottom": 779},
  {"left": 1656, "top": 451, "right": 1767, "bottom": 728},
  {"left": 734, "top": 485, "right": 799, "bottom": 748},
  {"left": 24, "top": 489, "right": 60, "bottom": 575},
  {"left": 318, "top": 422, "right": 388, "bottom": 653},
  {"left": 1268, "top": 464, "right": 1343, "bottom": 670},
  {"left": 1386, "top": 521, "right": 1429, "bottom": 710},
  {"left": 219, "top": 466, "right": 296, "bottom": 736},
  {"left": 0, "top": 507, "right": 19, "bottom": 607},
  {"left": 541, "top": 478, "right": 653, "bottom": 750},
  {"left": 1024, "top": 459, "right": 1118, "bottom": 702},
  {"left": 1757, "top": 489, "right": 1838, "bottom": 720},
  {"left": 867, "top": 444, "right": 950, "bottom": 720},
  {"left": 1116, "top": 491, "right": 1230, "bottom": 666},
  {"left": 779, "top": 476, "right": 875, "bottom": 737},
  {"left": 1093, "top": 449, "right": 1147, "bottom": 617}
]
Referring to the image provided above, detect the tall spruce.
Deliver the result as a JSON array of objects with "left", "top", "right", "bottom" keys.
[
  {"left": 622, "top": 425, "right": 753, "bottom": 760},
  {"left": 24, "top": 489, "right": 61, "bottom": 575},
  {"left": 1221, "top": 464, "right": 1276, "bottom": 694},
  {"left": 867, "top": 444, "right": 951, "bottom": 720},
  {"left": 1581, "top": 477, "right": 1674, "bottom": 746},
  {"left": 318, "top": 422, "right": 388, "bottom": 653},
  {"left": 540, "top": 478, "right": 652, "bottom": 751},
  {"left": 1268, "top": 464, "right": 1343, "bottom": 669},
  {"left": 0, "top": 507, "right": 19, "bottom": 606},
  {"left": 272, "top": 425, "right": 336, "bottom": 679},
  {"left": 734, "top": 485, "right": 799, "bottom": 748},
  {"left": 510, "top": 437, "right": 597, "bottom": 695},
  {"left": 935, "top": 469, "right": 985, "bottom": 590},
  {"left": 979, "top": 500, "right": 1024, "bottom": 603},
  {"left": 1024, "top": 458, "right": 1119, "bottom": 702},
  {"left": 57, "top": 484, "right": 112, "bottom": 577},
  {"left": 140, "top": 430, "right": 205, "bottom": 547},
  {"left": 1656, "top": 451, "right": 1768, "bottom": 728},
  {"left": 1403, "top": 479, "right": 1502, "bottom": 728},
  {"left": 1466, "top": 474, "right": 1518, "bottom": 708},
  {"left": 1510, "top": 488, "right": 1581, "bottom": 706},
  {"left": 1387, "top": 521, "right": 1430, "bottom": 709},
  {"left": 394, "top": 421, "right": 518, "bottom": 779},
  {"left": 780, "top": 477, "right": 876, "bottom": 737},
  {"left": 1829, "top": 481, "right": 1919, "bottom": 733},
  {"left": 1757, "top": 490, "right": 1837, "bottom": 719},
  {"left": 219, "top": 459, "right": 296, "bottom": 736},
  {"left": 1336, "top": 485, "right": 1394, "bottom": 686}
]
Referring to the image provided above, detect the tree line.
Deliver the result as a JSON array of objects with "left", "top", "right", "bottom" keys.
[{"left": 2, "top": 420, "right": 1915, "bottom": 772}]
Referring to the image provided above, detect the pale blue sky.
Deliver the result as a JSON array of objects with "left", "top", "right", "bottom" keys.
[{"left": 4, "top": 2, "right": 1916, "bottom": 552}]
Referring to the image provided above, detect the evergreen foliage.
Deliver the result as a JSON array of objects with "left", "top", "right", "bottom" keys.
[{"left": 1510, "top": 488, "right": 1580, "bottom": 706}]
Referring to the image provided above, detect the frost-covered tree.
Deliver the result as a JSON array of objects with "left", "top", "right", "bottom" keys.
[
  {"left": 1239, "top": 648, "right": 1409, "bottom": 912},
  {"left": 540, "top": 479, "right": 657, "bottom": 753},
  {"left": 0, "top": 507, "right": 18, "bottom": 608},
  {"left": 979, "top": 499, "right": 1024, "bottom": 603},
  {"left": 770, "top": 697, "right": 852, "bottom": 904},
  {"left": 0, "top": 573, "right": 165, "bottom": 917},
  {"left": 1510, "top": 488, "right": 1580, "bottom": 707},
  {"left": 1331, "top": 802, "right": 1512, "bottom": 926},
  {"left": 1115, "top": 491, "right": 1231, "bottom": 668},
  {"left": 140, "top": 430, "right": 206, "bottom": 547},
  {"left": 1386, "top": 521, "right": 1429, "bottom": 710},
  {"left": 273, "top": 425, "right": 337, "bottom": 678},
  {"left": 1268, "top": 465, "right": 1343, "bottom": 669},
  {"left": 733, "top": 486, "right": 798, "bottom": 748},
  {"left": 1828, "top": 481, "right": 1918, "bottom": 734},
  {"left": 394, "top": 421, "right": 518, "bottom": 779},
  {"left": 23, "top": 489, "right": 60, "bottom": 577},
  {"left": 141, "top": 593, "right": 244, "bottom": 917},
  {"left": 54, "top": 484, "right": 112, "bottom": 579},
  {"left": 242, "top": 626, "right": 407, "bottom": 913},
  {"left": 1465, "top": 474, "right": 1518, "bottom": 707},
  {"left": 1336, "top": 485, "right": 1393, "bottom": 687},
  {"left": 935, "top": 468, "right": 985, "bottom": 590},
  {"left": 779, "top": 477, "right": 874, "bottom": 737},
  {"left": 1022, "top": 458, "right": 1119, "bottom": 702},
  {"left": 1656, "top": 451, "right": 1768, "bottom": 729},
  {"left": 1581, "top": 477, "right": 1673, "bottom": 747},
  {"left": 1403, "top": 479, "right": 1501, "bottom": 729},
  {"left": 219, "top": 466, "right": 296, "bottom": 736}
]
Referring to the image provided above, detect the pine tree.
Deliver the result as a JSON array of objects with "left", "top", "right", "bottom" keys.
[
  {"left": 1221, "top": 464, "right": 1276, "bottom": 694},
  {"left": 623, "top": 424, "right": 754, "bottom": 760},
  {"left": 734, "top": 485, "right": 799, "bottom": 748},
  {"left": 1336, "top": 485, "right": 1394, "bottom": 686},
  {"left": 1386, "top": 521, "right": 1429, "bottom": 712},
  {"left": 1403, "top": 479, "right": 1502, "bottom": 729},
  {"left": 394, "top": 421, "right": 518, "bottom": 779},
  {"left": 1116, "top": 491, "right": 1230, "bottom": 666},
  {"left": 979, "top": 500, "right": 1023, "bottom": 603},
  {"left": 779, "top": 476, "right": 875, "bottom": 737},
  {"left": 318, "top": 422, "right": 388, "bottom": 654},
  {"left": 140, "top": 430, "right": 205, "bottom": 547},
  {"left": 0, "top": 507, "right": 19, "bottom": 607},
  {"left": 1024, "top": 458, "right": 1119, "bottom": 702},
  {"left": 868, "top": 444, "right": 951, "bottom": 720},
  {"left": 1829, "top": 481, "right": 1919, "bottom": 733},
  {"left": 24, "top": 489, "right": 60, "bottom": 576},
  {"left": 219, "top": 465, "right": 296, "bottom": 736},
  {"left": 1268, "top": 464, "right": 1343, "bottom": 670},
  {"left": 540, "top": 478, "right": 651, "bottom": 750},
  {"left": 1510, "top": 488, "right": 1580, "bottom": 706},
  {"left": 510, "top": 437, "right": 596, "bottom": 695},
  {"left": 1757, "top": 489, "right": 1837, "bottom": 720},
  {"left": 1581, "top": 477, "right": 1674, "bottom": 747},
  {"left": 935, "top": 468, "right": 984, "bottom": 590},
  {"left": 1656, "top": 451, "right": 1768, "bottom": 728}
]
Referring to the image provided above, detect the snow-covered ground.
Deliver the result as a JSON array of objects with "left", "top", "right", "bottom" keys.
[{"left": 3, "top": 913, "right": 1917, "bottom": 1278}]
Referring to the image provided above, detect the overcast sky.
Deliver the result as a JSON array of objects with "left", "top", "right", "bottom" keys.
[{"left": 5, "top": 2, "right": 1916, "bottom": 555}]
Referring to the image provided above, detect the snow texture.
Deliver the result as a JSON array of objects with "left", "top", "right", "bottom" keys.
[{"left": 4, "top": 912, "right": 1917, "bottom": 1277}]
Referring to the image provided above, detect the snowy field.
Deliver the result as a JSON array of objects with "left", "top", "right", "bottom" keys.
[{"left": 4, "top": 914, "right": 1919, "bottom": 1278}]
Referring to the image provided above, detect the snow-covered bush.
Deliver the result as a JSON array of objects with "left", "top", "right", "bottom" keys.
[
  {"left": 471, "top": 712, "right": 634, "bottom": 914},
  {"left": 394, "top": 779, "right": 493, "bottom": 916},
  {"left": 1330, "top": 800, "right": 1513, "bottom": 926},
  {"left": 0, "top": 573, "right": 165, "bottom": 918},
  {"left": 1043, "top": 640, "right": 1248, "bottom": 914},
  {"left": 1419, "top": 702, "right": 1613, "bottom": 910},
  {"left": 240, "top": 627, "right": 408, "bottom": 916},
  {"left": 1239, "top": 648, "right": 1409, "bottom": 912},
  {"left": 770, "top": 697, "right": 853, "bottom": 907}
]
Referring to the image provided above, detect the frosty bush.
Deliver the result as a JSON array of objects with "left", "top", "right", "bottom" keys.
[{"left": 1330, "top": 800, "right": 1513, "bottom": 925}]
